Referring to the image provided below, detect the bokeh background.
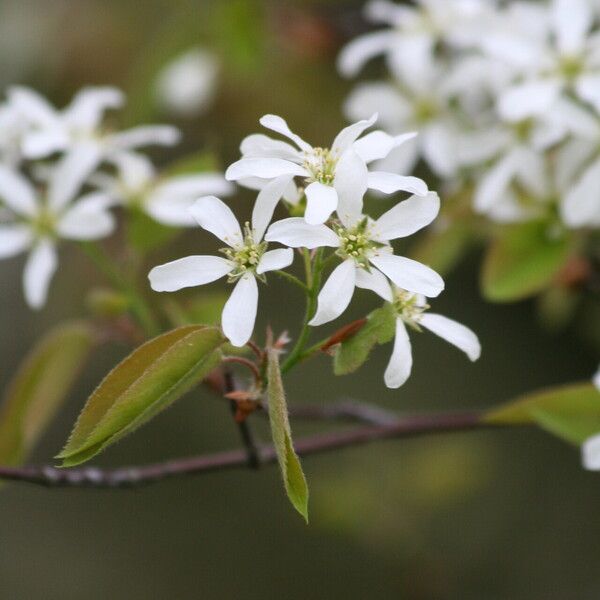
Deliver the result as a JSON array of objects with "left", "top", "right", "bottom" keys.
[{"left": 1, "top": 1, "right": 599, "bottom": 598}]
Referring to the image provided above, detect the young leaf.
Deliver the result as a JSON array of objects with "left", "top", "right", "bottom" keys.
[
  {"left": 0, "top": 321, "right": 95, "bottom": 467},
  {"left": 267, "top": 348, "right": 309, "bottom": 522},
  {"left": 481, "top": 221, "right": 573, "bottom": 302},
  {"left": 485, "top": 383, "right": 600, "bottom": 445},
  {"left": 58, "top": 325, "right": 225, "bottom": 467},
  {"left": 334, "top": 304, "right": 396, "bottom": 375}
]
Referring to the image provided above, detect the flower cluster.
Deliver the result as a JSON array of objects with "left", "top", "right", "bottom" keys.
[
  {"left": 150, "top": 114, "right": 480, "bottom": 388},
  {"left": 339, "top": 0, "right": 600, "bottom": 228},
  {"left": 0, "top": 86, "right": 231, "bottom": 308}
]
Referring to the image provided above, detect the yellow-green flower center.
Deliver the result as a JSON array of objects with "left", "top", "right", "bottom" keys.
[
  {"left": 220, "top": 222, "right": 266, "bottom": 281},
  {"left": 303, "top": 147, "right": 338, "bottom": 185},
  {"left": 559, "top": 55, "right": 584, "bottom": 81},
  {"left": 32, "top": 208, "right": 56, "bottom": 238},
  {"left": 335, "top": 219, "right": 382, "bottom": 268},
  {"left": 393, "top": 289, "right": 429, "bottom": 328}
]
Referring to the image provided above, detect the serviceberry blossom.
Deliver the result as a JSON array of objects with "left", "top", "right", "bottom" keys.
[
  {"left": 148, "top": 189, "right": 293, "bottom": 347},
  {"left": 265, "top": 190, "right": 443, "bottom": 326},
  {"left": 225, "top": 113, "right": 424, "bottom": 225},
  {"left": 485, "top": 0, "right": 600, "bottom": 121},
  {"left": 0, "top": 165, "right": 114, "bottom": 309},
  {"left": 91, "top": 152, "right": 233, "bottom": 227},
  {"left": 8, "top": 86, "right": 180, "bottom": 203},
  {"left": 378, "top": 287, "right": 480, "bottom": 388}
]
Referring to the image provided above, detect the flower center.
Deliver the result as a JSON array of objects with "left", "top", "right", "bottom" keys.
[
  {"left": 414, "top": 98, "right": 439, "bottom": 124},
  {"left": 303, "top": 147, "right": 338, "bottom": 185},
  {"left": 393, "top": 289, "right": 429, "bottom": 327},
  {"left": 220, "top": 222, "right": 266, "bottom": 281},
  {"left": 558, "top": 54, "right": 584, "bottom": 81},
  {"left": 32, "top": 208, "right": 56, "bottom": 238},
  {"left": 335, "top": 219, "right": 381, "bottom": 268}
]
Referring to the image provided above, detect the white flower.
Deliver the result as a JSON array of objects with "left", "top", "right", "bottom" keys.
[
  {"left": 594, "top": 366, "right": 600, "bottom": 391},
  {"left": 91, "top": 152, "right": 234, "bottom": 227},
  {"left": 380, "top": 287, "right": 480, "bottom": 388},
  {"left": 484, "top": 0, "right": 600, "bottom": 120},
  {"left": 0, "top": 99, "right": 29, "bottom": 166},
  {"left": 337, "top": 0, "right": 495, "bottom": 82},
  {"left": 148, "top": 190, "right": 293, "bottom": 347},
  {"left": 265, "top": 191, "right": 443, "bottom": 326},
  {"left": 0, "top": 164, "right": 115, "bottom": 309},
  {"left": 225, "top": 113, "right": 423, "bottom": 225},
  {"left": 8, "top": 86, "right": 181, "bottom": 200},
  {"left": 344, "top": 69, "right": 463, "bottom": 178},
  {"left": 155, "top": 48, "right": 219, "bottom": 118}
]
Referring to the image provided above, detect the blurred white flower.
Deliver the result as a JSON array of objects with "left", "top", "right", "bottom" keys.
[
  {"left": 155, "top": 48, "right": 219, "bottom": 118},
  {"left": 485, "top": 0, "right": 600, "bottom": 120},
  {"left": 381, "top": 287, "right": 480, "bottom": 388},
  {"left": 92, "top": 152, "right": 234, "bottom": 227},
  {"left": 149, "top": 192, "right": 293, "bottom": 347},
  {"left": 265, "top": 190, "right": 443, "bottom": 326},
  {"left": 0, "top": 164, "right": 115, "bottom": 309},
  {"left": 8, "top": 86, "right": 180, "bottom": 200},
  {"left": 338, "top": 0, "right": 495, "bottom": 82},
  {"left": 594, "top": 366, "right": 600, "bottom": 390},
  {"left": 0, "top": 99, "right": 29, "bottom": 166},
  {"left": 226, "top": 113, "right": 421, "bottom": 225}
]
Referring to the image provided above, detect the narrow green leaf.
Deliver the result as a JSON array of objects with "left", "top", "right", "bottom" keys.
[
  {"left": 485, "top": 383, "right": 600, "bottom": 444},
  {"left": 481, "top": 221, "right": 573, "bottom": 302},
  {"left": 334, "top": 304, "right": 396, "bottom": 376},
  {"left": 0, "top": 321, "right": 95, "bottom": 467},
  {"left": 58, "top": 325, "right": 225, "bottom": 466},
  {"left": 267, "top": 348, "right": 309, "bottom": 522}
]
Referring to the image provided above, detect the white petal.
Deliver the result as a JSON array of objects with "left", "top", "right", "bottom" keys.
[
  {"left": 222, "top": 275, "right": 258, "bottom": 347},
  {"left": 309, "top": 260, "right": 356, "bottom": 326},
  {"left": 369, "top": 253, "right": 444, "bottom": 297},
  {"left": 265, "top": 217, "right": 339, "bottom": 248},
  {"left": 457, "top": 128, "right": 511, "bottom": 167},
  {"left": 372, "top": 192, "right": 440, "bottom": 241},
  {"left": 259, "top": 115, "right": 312, "bottom": 152},
  {"left": 555, "top": 138, "right": 597, "bottom": 192},
  {"left": 421, "top": 122, "right": 458, "bottom": 178},
  {"left": 474, "top": 150, "right": 521, "bottom": 213},
  {"left": 189, "top": 196, "right": 242, "bottom": 246},
  {"left": 7, "top": 86, "right": 58, "bottom": 127},
  {"left": 331, "top": 113, "right": 378, "bottom": 155},
  {"left": 304, "top": 181, "right": 339, "bottom": 225},
  {"left": 47, "top": 141, "right": 103, "bottom": 211},
  {"left": 367, "top": 171, "right": 428, "bottom": 196},
  {"left": 0, "top": 165, "right": 38, "bottom": 217},
  {"left": 552, "top": 0, "right": 592, "bottom": 55},
  {"left": 23, "top": 240, "right": 58, "bottom": 310},
  {"left": 21, "top": 129, "right": 69, "bottom": 158},
  {"left": 419, "top": 313, "right": 481, "bottom": 361},
  {"left": 149, "top": 255, "right": 232, "bottom": 292},
  {"left": 576, "top": 74, "right": 600, "bottom": 113},
  {"left": 593, "top": 366, "right": 600, "bottom": 391},
  {"left": 561, "top": 159, "right": 600, "bottom": 228},
  {"left": 251, "top": 174, "right": 293, "bottom": 241},
  {"left": 56, "top": 193, "right": 115, "bottom": 240},
  {"left": 64, "top": 87, "right": 124, "bottom": 130},
  {"left": 240, "top": 134, "right": 301, "bottom": 161},
  {"left": 0, "top": 224, "right": 33, "bottom": 258},
  {"left": 145, "top": 196, "right": 199, "bottom": 226},
  {"left": 334, "top": 149, "right": 368, "bottom": 226},
  {"left": 353, "top": 130, "right": 417, "bottom": 164},
  {"left": 582, "top": 433, "right": 600, "bottom": 470},
  {"left": 108, "top": 125, "right": 181, "bottom": 150},
  {"left": 225, "top": 157, "right": 307, "bottom": 181},
  {"left": 498, "top": 80, "right": 562, "bottom": 122},
  {"left": 355, "top": 267, "right": 393, "bottom": 302},
  {"left": 113, "top": 152, "right": 155, "bottom": 192},
  {"left": 337, "top": 31, "right": 396, "bottom": 78},
  {"left": 515, "top": 149, "right": 549, "bottom": 198},
  {"left": 153, "top": 173, "right": 234, "bottom": 199},
  {"left": 256, "top": 248, "right": 294, "bottom": 274},
  {"left": 344, "top": 82, "right": 412, "bottom": 128},
  {"left": 384, "top": 318, "right": 412, "bottom": 389}
]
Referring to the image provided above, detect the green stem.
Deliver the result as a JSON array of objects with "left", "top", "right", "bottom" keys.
[
  {"left": 274, "top": 270, "right": 309, "bottom": 293},
  {"left": 81, "top": 241, "right": 160, "bottom": 337},
  {"left": 281, "top": 248, "right": 324, "bottom": 374}
]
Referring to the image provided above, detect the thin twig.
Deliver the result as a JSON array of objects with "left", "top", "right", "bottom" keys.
[
  {"left": 222, "top": 356, "right": 261, "bottom": 383},
  {"left": 287, "top": 399, "right": 399, "bottom": 426},
  {"left": 0, "top": 411, "right": 514, "bottom": 489}
]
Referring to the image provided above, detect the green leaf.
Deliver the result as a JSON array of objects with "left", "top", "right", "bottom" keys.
[
  {"left": 411, "top": 222, "right": 473, "bottom": 276},
  {"left": 267, "top": 348, "right": 309, "bottom": 522},
  {"left": 58, "top": 325, "right": 225, "bottom": 467},
  {"left": 334, "top": 304, "right": 396, "bottom": 376},
  {"left": 481, "top": 221, "right": 573, "bottom": 302},
  {"left": 0, "top": 321, "right": 95, "bottom": 467},
  {"left": 485, "top": 383, "right": 600, "bottom": 445}
]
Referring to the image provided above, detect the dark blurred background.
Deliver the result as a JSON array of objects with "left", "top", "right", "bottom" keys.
[{"left": 1, "top": 1, "right": 599, "bottom": 598}]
